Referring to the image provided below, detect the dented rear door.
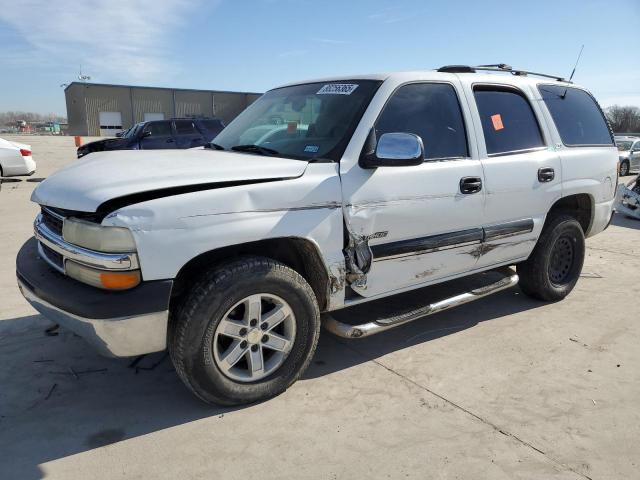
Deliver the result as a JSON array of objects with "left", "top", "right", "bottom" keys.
[{"left": 340, "top": 77, "right": 485, "bottom": 298}]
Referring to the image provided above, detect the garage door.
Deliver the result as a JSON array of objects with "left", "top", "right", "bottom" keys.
[
  {"left": 98, "top": 112, "right": 123, "bottom": 137},
  {"left": 144, "top": 112, "right": 165, "bottom": 122}
]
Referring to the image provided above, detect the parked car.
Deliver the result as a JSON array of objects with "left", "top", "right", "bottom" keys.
[
  {"left": 17, "top": 66, "right": 617, "bottom": 405},
  {"left": 0, "top": 137, "right": 35, "bottom": 176},
  {"left": 615, "top": 135, "right": 640, "bottom": 176},
  {"left": 76, "top": 118, "right": 225, "bottom": 158}
]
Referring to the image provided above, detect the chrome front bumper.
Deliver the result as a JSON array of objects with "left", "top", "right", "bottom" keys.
[
  {"left": 34, "top": 210, "right": 139, "bottom": 274},
  {"left": 18, "top": 277, "right": 168, "bottom": 357}
]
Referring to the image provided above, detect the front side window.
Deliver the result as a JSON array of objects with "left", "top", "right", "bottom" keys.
[
  {"left": 474, "top": 87, "right": 545, "bottom": 155},
  {"left": 212, "top": 80, "right": 382, "bottom": 161},
  {"left": 375, "top": 83, "right": 468, "bottom": 160},
  {"left": 143, "top": 121, "right": 172, "bottom": 137},
  {"left": 538, "top": 85, "right": 613, "bottom": 146}
]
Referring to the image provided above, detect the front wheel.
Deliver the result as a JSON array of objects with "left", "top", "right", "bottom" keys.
[
  {"left": 517, "top": 215, "right": 585, "bottom": 302},
  {"left": 169, "top": 257, "right": 320, "bottom": 405}
]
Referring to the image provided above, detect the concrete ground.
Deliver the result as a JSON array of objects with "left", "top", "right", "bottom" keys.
[{"left": 0, "top": 135, "right": 638, "bottom": 479}]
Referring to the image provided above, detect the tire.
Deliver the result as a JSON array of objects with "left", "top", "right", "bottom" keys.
[
  {"left": 620, "top": 161, "right": 630, "bottom": 177},
  {"left": 517, "top": 215, "right": 585, "bottom": 302},
  {"left": 169, "top": 256, "right": 320, "bottom": 405}
]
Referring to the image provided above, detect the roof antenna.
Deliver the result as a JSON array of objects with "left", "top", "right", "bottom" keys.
[
  {"left": 562, "top": 45, "right": 583, "bottom": 98},
  {"left": 568, "top": 44, "right": 584, "bottom": 83}
]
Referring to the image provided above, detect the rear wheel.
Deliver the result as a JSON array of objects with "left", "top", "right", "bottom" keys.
[
  {"left": 517, "top": 215, "right": 585, "bottom": 302},
  {"left": 169, "top": 257, "right": 320, "bottom": 405}
]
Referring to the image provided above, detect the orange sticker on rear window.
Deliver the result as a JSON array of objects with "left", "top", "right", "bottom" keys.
[{"left": 491, "top": 114, "right": 504, "bottom": 131}]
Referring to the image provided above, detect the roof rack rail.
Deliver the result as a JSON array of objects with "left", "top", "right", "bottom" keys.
[{"left": 437, "top": 64, "right": 569, "bottom": 83}]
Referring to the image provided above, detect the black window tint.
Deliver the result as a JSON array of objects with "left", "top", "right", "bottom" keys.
[
  {"left": 174, "top": 120, "right": 198, "bottom": 135},
  {"left": 474, "top": 88, "right": 544, "bottom": 155},
  {"left": 375, "top": 83, "right": 468, "bottom": 160},
  {"left": 538, "top": 85, "right": 612, "bottom": 146},
  {"left": 201, "top": 119, "right": 224, "bottom": 131},
  {"left": 143, "top": 121, "right": 171, "bottom": 137}
]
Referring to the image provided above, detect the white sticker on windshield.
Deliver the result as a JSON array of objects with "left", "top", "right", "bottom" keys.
[{"left": 317, "top": 84, "right": 359, "bottom": 95}]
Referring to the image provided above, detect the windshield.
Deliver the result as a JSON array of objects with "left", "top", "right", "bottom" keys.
[
  {"left": 616, "top": 140, "right": 633, "bottom": 151},
  {"left": 212, "top": 80, "right": 382, "bottom": 161},
  {"left": 122, "top": 124, "right": 142, "bottom": 139}
]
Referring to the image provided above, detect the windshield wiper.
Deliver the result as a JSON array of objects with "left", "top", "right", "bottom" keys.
[
  {"left": 205, "top": 142, "right": 225, "bottom": 150},
  {"left": 231, "top": 144, "right": 279, "bottom": 156}
]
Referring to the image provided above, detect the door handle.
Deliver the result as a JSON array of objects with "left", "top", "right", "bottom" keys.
[
  {"left": 460, "top": 176, "right": 482, "bottom": 194},
  {"left": 538, "top": 167, "right": 555, "bottom": 182},
  {"left": 166, "top": 138, "right": 175, "bottom": 143}
]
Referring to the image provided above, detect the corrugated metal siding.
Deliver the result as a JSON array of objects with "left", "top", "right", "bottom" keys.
[
  {"left": 65, "top": 82, "right": 262, "bottom": 137},
  {"left": 132, "top": 88, "right": 173, "bottom": 123},
  {"left": 83, "top": 86, "right": 132, "bottom": 136},
  {"left": 175, "top": 91, "right": 212, "bottom": 117}
]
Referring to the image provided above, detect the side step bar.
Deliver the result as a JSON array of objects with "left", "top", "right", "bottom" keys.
[{"left": 323, "top": 269, "right": 519, "bottom": 339}]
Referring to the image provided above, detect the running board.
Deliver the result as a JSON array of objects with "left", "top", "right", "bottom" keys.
[{"left": 323, "top": 268, "right": 519, "bottom": 338}]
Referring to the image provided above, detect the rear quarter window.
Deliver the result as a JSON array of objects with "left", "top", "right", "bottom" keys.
[{"left": 538, "top": 85, "right": 613, "bottom": 146}]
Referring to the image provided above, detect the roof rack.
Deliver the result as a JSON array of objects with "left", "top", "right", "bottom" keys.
[{"left": 437, "top": 64, "right": 569, "bottom": 83}]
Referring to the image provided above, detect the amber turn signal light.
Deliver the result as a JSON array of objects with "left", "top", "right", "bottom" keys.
[{"left": 100, "top": 271, "right": 141, "bottom": 290}]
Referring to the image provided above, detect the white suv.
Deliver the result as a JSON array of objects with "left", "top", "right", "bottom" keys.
[{"left": 17, "top": 66, "right": 618, "bottom": 405}]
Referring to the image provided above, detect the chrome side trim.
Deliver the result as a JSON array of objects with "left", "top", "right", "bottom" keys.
[
  {"left": 483, "top": 219, "right": 534, "bottom": 241},
  {"left": 323, "top": 269, "right": 519, "bottom": 338},
  {"left": 34, "top": 214, "right": 139, "bottom": 271},
  {"left": 18, "top": 277, "right": 167, "bottom": 357}
]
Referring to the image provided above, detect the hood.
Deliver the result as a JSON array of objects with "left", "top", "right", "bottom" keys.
[
  {"left": 79, "top": 137, "right": 130, "bottom": 152},
  {"left": 32, "top": 149, "right": 308, "bottom": 212}
]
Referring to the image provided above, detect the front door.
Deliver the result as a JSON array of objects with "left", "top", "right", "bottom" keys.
[
  {"left": 139, "top": 121, "right": 175, "bottom": 150},
  {"left": 341, "top": 80, "right": 485, "bottom": 298}
]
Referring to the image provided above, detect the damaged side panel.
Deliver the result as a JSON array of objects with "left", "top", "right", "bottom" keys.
[{"left": 103, "top": 163, "right": 348, "bottom": 310}]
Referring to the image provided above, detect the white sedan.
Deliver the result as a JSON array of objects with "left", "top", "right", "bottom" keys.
[{"left": 0, "top": 137, "right": 36, "bottom": 177}]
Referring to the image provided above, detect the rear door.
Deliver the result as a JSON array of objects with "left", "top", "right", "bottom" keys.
[
  {"left": 139, "top": 121, "right": 175, "bottom": 149},
  {"left": 462, "top": 82, "right": 562, "bottom": 269},
  {"left": 173, "top": 119, "right": 205, "bottom": 148}
]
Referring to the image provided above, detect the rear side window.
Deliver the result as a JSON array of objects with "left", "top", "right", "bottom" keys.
[
  {"left": 174, "top": 120, "right": 198, "bottom": 135},
  {"left": 375, "top": 83, "right": 468, "bottom": 160},
  {"left": 538, "top": 85, "right": 613, "bottom": 146},
  {"left": 473, "top": 87, "right": 545, "bottom": 155}
]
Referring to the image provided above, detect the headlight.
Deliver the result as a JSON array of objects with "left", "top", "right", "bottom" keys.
[
  {"left": 62, "top": 217, "right": 136, "bottom": 253},
  {"left": 66, "top": 261, "right": 141, "bottom": 290}
]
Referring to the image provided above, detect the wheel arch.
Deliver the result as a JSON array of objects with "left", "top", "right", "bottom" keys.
[
  {"left": 170, "top": 237, "right": 331, "bottom": 314},
  {"left": 545, "top": 193, "right": 593, "bottom": 234}
]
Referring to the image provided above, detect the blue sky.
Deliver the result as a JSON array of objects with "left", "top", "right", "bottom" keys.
[{"left": 1, "top": 0, "right": 638, "bottom": 115}]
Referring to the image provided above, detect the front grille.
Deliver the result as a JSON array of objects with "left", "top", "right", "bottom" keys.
[
  {"left": 41, "top": 207, "right": 64, "bottom": 236},
  {"left": 40, "top": 242, "right": 64, "bottom": 269}
]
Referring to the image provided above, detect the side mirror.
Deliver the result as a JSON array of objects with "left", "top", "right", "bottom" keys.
[
  {"left": 359, "top": 131, "right": 424, "bottom": 169},
  {"left": 115, "top": 131, "right": 124, "bottom": 138},
  {"left": 140, "top": 130, "right": 152, "bottom": 138}
]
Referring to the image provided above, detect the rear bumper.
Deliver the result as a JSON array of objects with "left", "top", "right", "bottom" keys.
[
  {"left": 16, "top": 237, "right": 172, "bottom": 357},
  {"left": 2, "top": 156, "right": 36, "bottom": 176}
]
